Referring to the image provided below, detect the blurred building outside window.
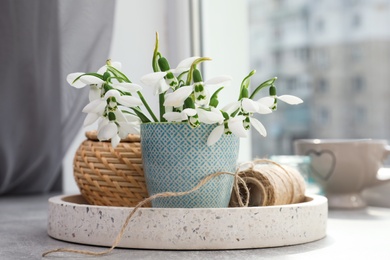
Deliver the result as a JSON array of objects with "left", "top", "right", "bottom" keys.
[{"left": 248, "top": 0, "right": 390, "bottom": 159}]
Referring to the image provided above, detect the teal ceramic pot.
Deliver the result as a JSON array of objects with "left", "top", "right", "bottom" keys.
[{"left": 141, "top": 123, "right": 240, "bottom": 208}]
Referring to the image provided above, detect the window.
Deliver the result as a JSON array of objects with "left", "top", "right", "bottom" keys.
[
  {"left": 315, "top": 107, "right": 330, "bottom": 126},
  {"left": 245, "top": 0, "right": 390, "bottom": 157},
  {"left": 316, "top": 18, "right": 325, "bottom": 32},
  {"left": 351, "top": 14, "right": 361, "bottom": 28},
  {"left": 317, "top": 78, "right": 328, "bottom": 93},
  {"left": 351, "top": 76, "right": 365, "bottom": 93}
]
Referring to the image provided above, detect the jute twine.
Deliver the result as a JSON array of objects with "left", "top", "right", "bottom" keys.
[
  {"left": 42, "top": 159, "right": 305, "bottom": 257},
  {"left": 230, "top": 159, "right": 306, "bottom": 207},
  {"left": 42, "top": 171, "right": 249, "bottom": 257}
]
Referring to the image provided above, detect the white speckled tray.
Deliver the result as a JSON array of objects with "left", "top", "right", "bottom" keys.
[{"left": 47, "top": 194, "right": 327, "bottom": 250}]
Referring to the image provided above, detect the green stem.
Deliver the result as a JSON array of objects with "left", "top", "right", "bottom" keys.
[
  {"left": 159, "top": 93, "right": 166, "bottom": 122},
  {"left": 137, "top": 91, "right": 159, "bottom": 122},
  {"left": 249, "top": 77, "right": 277, "bottom": 100},
  {"left": 239, "top": 70, "right": 256, "bottom": 100}
]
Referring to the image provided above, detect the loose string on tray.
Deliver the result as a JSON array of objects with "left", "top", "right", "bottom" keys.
[{"left": 42, "top": 169, "right": 250, "bottom": 257}]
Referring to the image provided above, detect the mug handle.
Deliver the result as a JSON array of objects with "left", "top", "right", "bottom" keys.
[{"left": 369, "top": 145, "right": 390, "bottom": 186}]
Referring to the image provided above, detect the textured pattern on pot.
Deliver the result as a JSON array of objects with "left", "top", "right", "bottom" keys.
[{"left": 141, "top": 123, "right": 240, "bottom": 208}]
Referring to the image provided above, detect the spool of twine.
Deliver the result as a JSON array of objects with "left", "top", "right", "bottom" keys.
[{"left": 230, "top": 159, "right": 306, "bottom": 207}]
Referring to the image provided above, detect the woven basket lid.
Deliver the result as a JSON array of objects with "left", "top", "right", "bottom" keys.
[{"left": 85, "top": 131, "right": 140, "bottom": 142}]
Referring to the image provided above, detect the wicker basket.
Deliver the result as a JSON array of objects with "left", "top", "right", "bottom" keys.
[{"left": 73, "top": 131, "right": 150, "bottom": 207}]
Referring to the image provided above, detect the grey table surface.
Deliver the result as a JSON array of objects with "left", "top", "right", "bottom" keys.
[{"left": 1, "top": 193, "right": 390, "bottom": 260}]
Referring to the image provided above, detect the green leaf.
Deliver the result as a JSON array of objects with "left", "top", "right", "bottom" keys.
[
  {"left": 131, "top": 107, "right": 151, "bottom": 123},
  {"left": 72, "top": 73, "right": 104, "bottom": 84},
  {"left": 106, "top": 66, "right": 131, "bottom": 83}
]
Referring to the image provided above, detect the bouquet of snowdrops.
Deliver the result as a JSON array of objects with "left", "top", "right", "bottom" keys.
[{"left": 67, "top": 33, "right": 302, "bottom": 147}]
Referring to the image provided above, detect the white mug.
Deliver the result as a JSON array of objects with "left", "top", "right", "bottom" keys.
[{"left": 294, "top": 139, "right": 390, "bottom": 209}]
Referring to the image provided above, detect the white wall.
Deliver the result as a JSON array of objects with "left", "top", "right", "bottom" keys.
[
  {"left": 63, "top": 0, "right": 251, "bottom": 193},
  {"left": 201, "top": 0, "right": 251, "bottom": 162}
]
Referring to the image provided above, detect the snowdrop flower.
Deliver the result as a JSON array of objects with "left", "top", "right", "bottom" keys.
[
  {"left": 163, "top": 108, "right": 197, "bottom": 122},
  {"left": 164, "top": 75, "right": 232, "bottom": 108},
  {"left": 97, "top": 110, "right": 141, "bottom": 148},
  {"left": 82, "top": 89, "right": 143, "bottom": 130},
  {"left": 207, "top": 115, "right": 247, "bottom": 146},
  {"left": 141, "top": 57, "right": 199, "bottom": 95},
  {"left": 96, "top": 118, "right": 121, "bottom": 147},
  {"left": 67, "top": 73, "right": 105, "bottom": 101},
  {"left": 257, "top": 86, "right": 303, "bottom": 110},
  {"left": 67, "top": 61, "right": 127, "bottom": 102},
  {"left": 240, "top": 98, "right": 270, "bottom": 137},
  {"left": 197, "top": 107, "right": 224, "bottom": 125},
  {"left": 163, "top": 108, "right": 200, "bottom": 127}
]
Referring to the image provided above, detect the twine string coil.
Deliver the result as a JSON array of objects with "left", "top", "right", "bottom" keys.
[{"left": 230, "top": 159, "right": 306, "bottom": 207}]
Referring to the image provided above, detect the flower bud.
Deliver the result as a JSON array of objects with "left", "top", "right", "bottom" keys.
[
  {"left": 158, "top": 57, "right": 171, "bottom": 72},
  {"left": 193, "top": 69, "right": 203, "bottom": 83},
  {"left": 269, "top": 85, "right": 277, "bottom": 96}
]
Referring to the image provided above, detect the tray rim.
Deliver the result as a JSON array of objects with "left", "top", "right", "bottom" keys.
[
  {"left": 50, "top": 193, "right": 326, "bottom": 211},
  {"left": 47, "top": 194, "right": 328, "bottom": 250}
]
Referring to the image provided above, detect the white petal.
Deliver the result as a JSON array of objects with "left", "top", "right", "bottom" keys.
[
  {"left": 89, "top": 86, "right": 101, "bottom": 101},
  {"left": 104, "top": 89, "right": 121, "bottom": 100},
  {"left": 118, "top": 122, "right": 138, "bottom": 138},
  {"left": 207, "top": 125, "right": 224, "bottom": 146},
  {"left": 172, "top": 57, "right": 200, "bottom": 74},
  {"left": 79, "top": 75, "right": 104, "bottom": 85},
  {"left": 140, "top": 72, "right": 166, "bottom": 86},
  {"left": 250, "top": 117, "right": 267, "bottom": 137},
  {"left": 124, "top": 114, "right": 142, "bottom": 124},
  {"left": 257, "top": 103, "right": 273, "bottom": 114},
  {"left": 197, "top": 108, "right": 224, "bottom": 124},
  {"left": 228, "top": 116, "right": 247, "bottom": 138},
  {"left": 111, "top": 134, "right": 121, "bottom": 148},
  {"left": 156, "top": 78, "right": 171, "bottom": 95},
  {"left": 241, "top": 98, "right": 260, "bottom": 113},
  {"left": 66, "top": 73, "right": 85, "bottom": 88},
  {"left": 113, "top": 82, "right": 142, "bottom": 93},
  {"left": 114, "top": 109, "right": 127, "bottom": 123},
  {"left": 163, "top": 86, "right": 193, "bottom": 107},
  {"left": 97, "top": 122, "right": 118, "bottom": 141},
  {"left": 117, "top": 96, "right": 143, "bottom": 107},
  {"left": 111, "top": 62, "right": 122, "bottom": 70},
  {"left": 257, "top": 96, "right": 275, "bottom": 108},
  {"left": 82, "top": 99, "right": 106, "bottom": 114},
  {"left": 277, "top": 95, "right": 303, "bottom": 105},
  {"left": 222, "top": 101, "right": 241, "bottom": 114},
  {"left": 83, "top": 113, "right": 99, "bottom": 126},
  {"left": 204, "top": 75, "right": 232, "bottom": 87},
  {"left": 163, "top": 112, "right": 186, "bottom": 122},
  {"left": 182, "top": 108, "right": 197, "bottom": 117}
]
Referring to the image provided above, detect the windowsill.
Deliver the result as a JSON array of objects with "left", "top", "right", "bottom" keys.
[{"left": 1, "top": 193, "right": 389, "bottom": 259}]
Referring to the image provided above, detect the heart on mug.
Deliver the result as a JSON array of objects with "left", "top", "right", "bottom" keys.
[{"left": 306, "top": 149, "right": 336, "bottom": 181}]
